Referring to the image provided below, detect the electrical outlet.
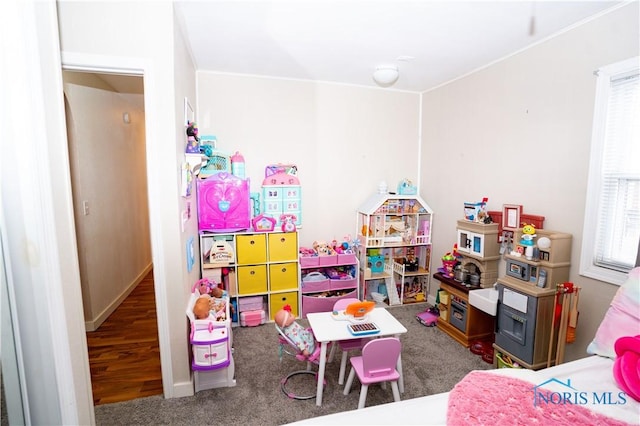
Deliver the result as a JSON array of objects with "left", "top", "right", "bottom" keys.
[{"left": 83, "top": 201, "right": 90, "bottom": 216}]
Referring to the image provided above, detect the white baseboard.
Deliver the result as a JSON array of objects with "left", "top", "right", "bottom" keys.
[
  {"left": 171, "top": 380, "right": 195, "bottom": 398},
  {"left": 84, "top": 263, "right": 153, "bottom": 331}
]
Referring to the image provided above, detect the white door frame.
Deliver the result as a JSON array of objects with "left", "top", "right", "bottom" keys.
[{"left": 61, "top": 51, "right": 173, "bottom": 398}]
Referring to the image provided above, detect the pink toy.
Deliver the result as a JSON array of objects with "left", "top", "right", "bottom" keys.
[
  {"left": 613, "top": 334, "right": 640, "bottom": 402},
  {"left": 197, "top": 172, "right": 251, "bottom": 232},
  {"left": 280, "top": 214, "right": 297, "bottom": 232},
  {"left": 262, "top": 164, "right": 300, "bottom": 186}
]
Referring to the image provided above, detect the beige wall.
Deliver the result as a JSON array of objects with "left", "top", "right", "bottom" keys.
[
  {"left": 63, "top": 73, "right": 151, "bottom": 331},
  {"left": 420, "top": 2, "right": 639, "bottom": 362},
  {"left": 196, "top": 74, "right": 421, "bottom": 247},
  {"left": 52, "top": 0, "right": 638, "bottom": 409}
]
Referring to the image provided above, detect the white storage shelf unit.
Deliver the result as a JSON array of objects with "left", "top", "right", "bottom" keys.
[
  {"left": 356, "top": 193, "right": 433, "bottom": 306},
  {"left": 299, "top": 254, "right": 359, "bottom": 317}
]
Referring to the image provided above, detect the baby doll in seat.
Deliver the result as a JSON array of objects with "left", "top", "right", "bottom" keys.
[{"left": 274, "top": 305, "right": 317, "bottom": 357}]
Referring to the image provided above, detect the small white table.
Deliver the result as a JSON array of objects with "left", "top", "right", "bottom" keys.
[{"left": 306, "top": 307, "right": 408, "bottom": 406}]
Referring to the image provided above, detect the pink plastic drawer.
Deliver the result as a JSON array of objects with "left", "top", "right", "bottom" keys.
[
  {"left": 299, "top": 256, "right": 320, "bottom": 267},
  {"left": 238, "top": 296, "right": 264, "bottom": 312},
  {"left": 337, "top": 253, "right": 357, "bottom": 264},
  {"left": 318, "top": 255, "right": 338, "bottom": 266},
  {"left": 240, "top": 309, "right": 266, "bottom": 327},
  {"left": 330, "top": 277, "right": 357, "bottom": 291},
  {"left": 301, "top": 289, "right": 357, "bottom": 318}
]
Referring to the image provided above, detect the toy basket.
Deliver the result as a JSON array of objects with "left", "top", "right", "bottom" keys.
[{"left": 496, "top": 352, "right": 521, "bottom": 369}]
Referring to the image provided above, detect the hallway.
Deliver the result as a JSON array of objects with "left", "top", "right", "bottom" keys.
[{"left": 86, "top": 270, "right": 162, "bottom": 405}]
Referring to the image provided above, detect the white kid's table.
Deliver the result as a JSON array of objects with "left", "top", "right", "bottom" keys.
[{"left": 306, "top": 307, "right": 408, "bottom": 406}]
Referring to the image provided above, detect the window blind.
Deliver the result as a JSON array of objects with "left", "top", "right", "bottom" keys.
[{"left": 594, "top": 70, "right": 640, "bottom": 272}]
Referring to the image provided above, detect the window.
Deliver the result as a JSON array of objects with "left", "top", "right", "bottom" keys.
[{"left": 581, "top": 57, "right": 640, "bottom": 285}]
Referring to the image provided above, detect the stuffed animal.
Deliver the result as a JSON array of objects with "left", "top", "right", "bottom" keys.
[{"left": 313, "top": 240, "right": 334, "bottom": 256}]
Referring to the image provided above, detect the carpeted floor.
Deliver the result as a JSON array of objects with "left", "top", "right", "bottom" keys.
[{"left": 95, "top": 303, "right": 493, "bottom": 425}]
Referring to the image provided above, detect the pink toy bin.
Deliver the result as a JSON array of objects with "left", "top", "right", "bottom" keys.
[
  {"left": 319, "top": 254, "right": 338, "bottom": 266},
  {"left": 330, "top": 277, "right": 357, "bottom": 291},
  {"left": 337, "top": 253, "right": 357, "bottom": 264},
  {"left": 301, "top": 272, "right": 330, "bottom": 293},
  {"left": 299, "top": 256, "right": 320, "bottom": 267}
]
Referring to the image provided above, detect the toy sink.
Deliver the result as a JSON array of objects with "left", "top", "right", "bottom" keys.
[{"left": 468, "top": 287, "right": 499, "bottom": 316}]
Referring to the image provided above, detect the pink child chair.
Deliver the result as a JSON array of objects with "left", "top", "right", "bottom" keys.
[
  {"left": 343, "top": 337, "right": 402, "bottom": 409},
  {"left": 330, "top": 298, "right": 371, "bottom": 385}
]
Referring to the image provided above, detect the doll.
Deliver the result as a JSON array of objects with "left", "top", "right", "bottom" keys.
[
  {"left": 185, "top": 121, "right": 200, "bottom": 153},
  {"left": 193, "top": 297, "right": 211, "bottom": 320},
  {"left": 274, "top": 305, "right": 316, "bottom": 356}
]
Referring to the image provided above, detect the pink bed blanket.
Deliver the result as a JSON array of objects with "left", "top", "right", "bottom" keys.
[{"left": 447, "top": 371, "right": 632, "bottom": 426}]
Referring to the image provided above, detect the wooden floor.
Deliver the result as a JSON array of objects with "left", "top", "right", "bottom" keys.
[{"left": 86, "top": 270, "right": 163, "bottom": 405}]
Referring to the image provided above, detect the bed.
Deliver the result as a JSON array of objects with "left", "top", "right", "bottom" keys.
[{"left": 289, "top": 267, "right": 640, "bottom": 425}]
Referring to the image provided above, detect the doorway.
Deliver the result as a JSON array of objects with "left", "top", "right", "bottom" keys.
[{"left": 62, "top": 71, "right": 162, "bottom": 404}]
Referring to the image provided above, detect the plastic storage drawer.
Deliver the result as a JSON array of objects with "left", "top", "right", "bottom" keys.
[
  {"left": 240, "top": 309, "right": 266, "bottom": 327},
  {"left": 238, "top": 295, "right": 264, "bottom": 312}
]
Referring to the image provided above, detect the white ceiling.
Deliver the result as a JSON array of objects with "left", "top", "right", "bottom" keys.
[{"left": 174, "top": 0, "right": 624, "bottom": 93}]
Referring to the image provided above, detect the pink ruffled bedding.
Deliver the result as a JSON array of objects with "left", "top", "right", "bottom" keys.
[{"left": 447, "top": 371, "right": 632, "bottom": 426}]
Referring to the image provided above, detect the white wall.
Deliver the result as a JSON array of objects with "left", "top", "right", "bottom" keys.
[
  {"left": 197, "top": 74, "right": 421, "bottom": 248},
  {"left": 420, "top": 2, "right": 639, "bottom": 362},
  {"left": 63, "top": 74, "right": 151, "bottom": 330},
  {"left": 1, "top": 1, "right": 94, "bottom": 424},
  {"left": 57, "top": 0, "right": 194, "bottom": 398}
]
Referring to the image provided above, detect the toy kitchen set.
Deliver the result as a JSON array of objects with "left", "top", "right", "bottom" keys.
[{"left": 434, "top": 202, "right": 573, "bottom": 371}]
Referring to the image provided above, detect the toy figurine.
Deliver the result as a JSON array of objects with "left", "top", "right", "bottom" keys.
[
  {"left": 274, "top": 305, "right": 316, "bottom": 356},
  {"left": 280, "top": 214, "right": 297, "bottom": 232},
  {"left": 520, "top": 223, "right": 537, "bottom": 260},
  {"left": 186, "top": 121, "right": 200, "bottom": 153}
]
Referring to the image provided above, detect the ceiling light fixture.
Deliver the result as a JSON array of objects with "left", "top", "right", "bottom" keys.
[{"left": 373, "top": 65, "right": 399, "bottom": 87}]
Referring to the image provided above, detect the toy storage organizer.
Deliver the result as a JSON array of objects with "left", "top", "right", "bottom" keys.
[
  {"left": 186, "top": 291, "right": 236, "bottom": 391},
  {"left": 200, "top": 230, "right": 300, "bottom": 323},
  {"left": 299, "top": 253, "right": 359, "bottom": 317}
]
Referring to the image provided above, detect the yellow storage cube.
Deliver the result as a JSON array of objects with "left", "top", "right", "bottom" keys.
[
  {"left": 270, "top": 291, "right": 299, "bottom": 320},
  {"left": 268, "top": 232, "right": 298, "bottom": 262},
  {"left": 269, "top": 262, "right": 298, "bottom": 291},
  {"left": 236, "top": 265, "right": 268, "bottom": 294},
  {"left": 236, "top": 234, "right": 267, "bottom": 265}
]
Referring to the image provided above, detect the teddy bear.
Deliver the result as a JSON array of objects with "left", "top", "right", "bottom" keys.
[{"left": 313, "top": 240, "right": 334, "bottom": 256}]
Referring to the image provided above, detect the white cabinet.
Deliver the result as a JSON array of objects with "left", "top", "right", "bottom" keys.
[
  {"left": 356, "top": 193, "right": 433, "bottom": 306},
  {"left": 199, "top": 231, "right": 299, "bottom": 323},
  {"left": 456, "top": 220, "right": 500, "bottom": 260}
]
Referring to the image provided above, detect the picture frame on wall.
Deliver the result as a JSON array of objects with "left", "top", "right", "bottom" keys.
[{"left": 503, "top": 204, "right": 522, "bottom": 230}]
